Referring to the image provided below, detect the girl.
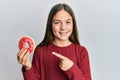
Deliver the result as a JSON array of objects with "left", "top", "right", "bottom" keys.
[{"left": 17, "top": 3, "right": 92, "bottom": 80}]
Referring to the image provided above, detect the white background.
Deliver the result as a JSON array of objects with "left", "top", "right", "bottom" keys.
[{"left": 0, "top": 0, "right": 120, "bottom": 80}]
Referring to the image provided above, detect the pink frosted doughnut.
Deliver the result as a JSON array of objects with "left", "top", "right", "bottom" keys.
[{"left": 18, "top": 36, "right": 35, "bottom": 53}]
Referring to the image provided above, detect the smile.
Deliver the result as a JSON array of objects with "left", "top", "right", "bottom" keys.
[{"left": 59, "top": 32, "right": 68, "bottom": 36}]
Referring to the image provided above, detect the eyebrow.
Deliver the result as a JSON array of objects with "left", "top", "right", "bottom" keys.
[
  {"left": 66, "top": 19, "right": 72, "bottom": 21},
  {"left": 52, "top": 19, "right": 72, "bottom": 22}
]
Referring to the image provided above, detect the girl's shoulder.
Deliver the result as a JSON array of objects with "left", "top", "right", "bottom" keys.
[
  {"left": 74, "top": 43, "right": 89, "bottom": 59},
  {"left": 74, "top": 43, "right": 89, "bottom": 62},
  {"left": 33, "top": 45, "right": 47, "bottom": 54},
  {"left": 74, "top": 43, "right": 88, "bottom": 52},
  {"left": 35, "top": 44, "right": 48, "bottom": 51}
]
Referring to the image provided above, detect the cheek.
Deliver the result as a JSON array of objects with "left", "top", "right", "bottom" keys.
[
  {"left": 52, "top": 25, "right": 59, "bottom": 32},
  {"left": 68, "top": 25, "right": 73, "bottom": 32},
  {"left": 52, "top": 26, "right": 58, "bottom": 34}
]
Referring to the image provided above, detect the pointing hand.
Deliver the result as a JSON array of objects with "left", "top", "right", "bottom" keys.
[{"left": 52, "top": 52, "right": 74, "bottom": 71}]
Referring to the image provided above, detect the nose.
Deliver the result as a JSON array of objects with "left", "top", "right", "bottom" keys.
[{"left": 60, "top": 23, "right": 66, "bottom": 30}]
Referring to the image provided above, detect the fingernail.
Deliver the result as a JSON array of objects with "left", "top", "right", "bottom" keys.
[{"left": 52, "top": 52, "right": 54, "bottom": 54}]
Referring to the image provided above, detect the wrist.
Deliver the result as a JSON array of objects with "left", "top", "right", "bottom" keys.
[{"left": 23, "top": 65, "right": 32, "bottom": 71}]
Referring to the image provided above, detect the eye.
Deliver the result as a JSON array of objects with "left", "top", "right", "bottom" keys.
[
  {"left": 66, "top": 21, "right": 71, "bottom": 24},
  {"left": 54, "top": 22, "right": 60, "bottom": 24},
  {"left": 52, "top": 21, "right": 61, "bottom": 26}
]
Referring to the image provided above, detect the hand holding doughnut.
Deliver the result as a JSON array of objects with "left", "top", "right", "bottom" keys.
[{"left": 18, "top": 36, "right": 35, "bottom": 53}]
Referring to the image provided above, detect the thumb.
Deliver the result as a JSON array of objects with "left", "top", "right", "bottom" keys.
[{"left": 52, "top": 52, "right": 66, "bottom": 59}]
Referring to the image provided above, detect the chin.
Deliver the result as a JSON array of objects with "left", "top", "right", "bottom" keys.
[{"left": 58, "top": 38, "right": 69, "bottom": 41}]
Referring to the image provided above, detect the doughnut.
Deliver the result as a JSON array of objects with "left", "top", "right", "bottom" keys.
[{"left": 18, "top": 36, "right": 35, "bottom": 53}]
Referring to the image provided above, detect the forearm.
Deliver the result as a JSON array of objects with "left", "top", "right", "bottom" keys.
[
  {"left": 64, "top": 64, "right": 91, "bottom": 80},
  {"left": 22, "top": 65, "right": 40, "bottom": 80}
]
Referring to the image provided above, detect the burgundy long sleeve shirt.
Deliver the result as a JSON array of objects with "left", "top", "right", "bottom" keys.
[{"left": 22, "top": 43, "right": 92, "bottom": 80}]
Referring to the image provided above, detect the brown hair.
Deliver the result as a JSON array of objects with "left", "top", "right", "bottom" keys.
[{"left": 38, "top": 3, "right": 80, "bottom": 46}]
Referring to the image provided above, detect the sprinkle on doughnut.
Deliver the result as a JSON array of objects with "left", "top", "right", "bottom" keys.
[{"left": 18, "top": 36, "right": 35, "bottom": 53}]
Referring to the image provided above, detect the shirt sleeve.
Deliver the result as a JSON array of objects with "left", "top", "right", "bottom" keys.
[
  {"left": 64, "top": 46, "right": 92, "bottom": 80},
  {"left": 22, "top": 47, "right": 41, "bottom": 80}
]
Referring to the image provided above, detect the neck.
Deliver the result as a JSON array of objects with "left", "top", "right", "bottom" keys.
[{"left": 53, "top": 40, "right": 72, "bottom": 47}]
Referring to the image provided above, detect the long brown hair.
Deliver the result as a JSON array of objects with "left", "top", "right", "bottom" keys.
[{"left": 38, "top": 3, "right": 80, "bottom": 46}]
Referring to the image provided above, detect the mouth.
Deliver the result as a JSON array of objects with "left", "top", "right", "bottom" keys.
[{"left": 59, "top": 32, "right": 68, "bottom": 36}]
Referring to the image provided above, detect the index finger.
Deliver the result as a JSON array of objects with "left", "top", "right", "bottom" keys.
[{"left": 52, "top": 52, "right": 66, "bottom": 59}]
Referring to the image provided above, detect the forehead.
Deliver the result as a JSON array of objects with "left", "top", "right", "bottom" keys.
[{"left": 52, "top": 9, "right": 72, "bottom": 21}]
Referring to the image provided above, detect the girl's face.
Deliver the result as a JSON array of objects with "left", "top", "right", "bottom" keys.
[{"left": 52, "top": 9, "right": 73, "bottom": 43}]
